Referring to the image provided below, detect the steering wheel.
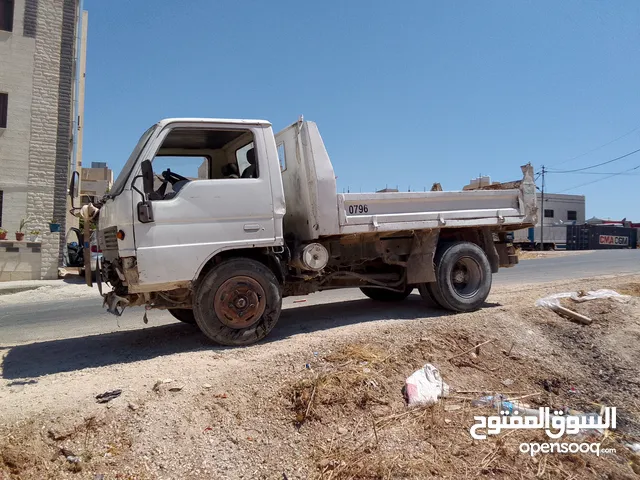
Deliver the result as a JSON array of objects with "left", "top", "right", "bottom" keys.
[{"left": 161, "top": 168, "right": 189, "bottom": 186}]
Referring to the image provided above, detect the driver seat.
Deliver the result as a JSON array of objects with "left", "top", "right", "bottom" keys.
[{"left": 241, "top": 148, "right": 257, "bottom": 178}]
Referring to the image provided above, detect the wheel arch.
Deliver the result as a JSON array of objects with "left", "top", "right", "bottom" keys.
[
  {"left": 194, "top": 247, "right": 285, "bottom": 287},
  {"left": 437, "top": 227, "right": 499, "bottom": 273}
]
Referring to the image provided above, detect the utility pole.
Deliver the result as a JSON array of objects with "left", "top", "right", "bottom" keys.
[{"left": 539, "top": 165, "right": 545, "bottom": 251}]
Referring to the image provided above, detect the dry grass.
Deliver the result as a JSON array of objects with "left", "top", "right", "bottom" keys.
[
  {"left": 618, "top": 283, "right": 640, "bottom": 297},
  {"left": 0, "top": 414, "right": 144, "bottom": 479},
  {"left": 287, "top": 331, "right": 640, "bottom": 480}
]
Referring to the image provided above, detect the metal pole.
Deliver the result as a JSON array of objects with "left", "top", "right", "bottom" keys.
[{"left": 540, "top": 166, "right": 545, "bottom": 251}]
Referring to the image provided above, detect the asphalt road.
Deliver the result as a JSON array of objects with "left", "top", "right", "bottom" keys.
[{"left": 1, "top": 249, "right": 638, "bottom": 346}]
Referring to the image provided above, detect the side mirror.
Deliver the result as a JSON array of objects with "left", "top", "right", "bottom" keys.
[
  {"left": 69, "top": 171, "right": 79, "bottom": 198},
  {"left": 141, "top": 160, "right": 154, "bottom": 195}
]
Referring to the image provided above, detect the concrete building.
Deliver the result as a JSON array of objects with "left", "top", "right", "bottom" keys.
[
  {"left": 80, "top": 162, "right": 113, "bottom": 204},
  {"left": 513, "top": 193, "right": 586, "bottom": 247},
  {"left": 460, "top": 174, "right": 585, "bottom": 248},
  {"left": 0, "top": 0, "right": 87, "bottom": 280}
]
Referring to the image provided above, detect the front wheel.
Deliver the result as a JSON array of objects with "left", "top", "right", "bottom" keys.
[
  {"left": 360, "top": 286, "right": 413, "bottom": 302},
  {"left": 169, "top": 309, "right": 196, "bottom": 324},
  {"left": 428, "top": 242, "right": 492, "bottom": 312},
  {"left": 194, "top": 258, "right": 282, "bottom": 346}
]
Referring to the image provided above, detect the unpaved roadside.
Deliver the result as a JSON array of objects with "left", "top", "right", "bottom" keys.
[
  {"left": 1, "top": 275, "right": 640, "bottom": 479},
  {"left": 517, "top": 250, "right": 595, "bottom": 260}
]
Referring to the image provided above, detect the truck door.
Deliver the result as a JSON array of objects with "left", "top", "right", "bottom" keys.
[{"left": 131, "top": 122, "right": 278, "bottom": 287}]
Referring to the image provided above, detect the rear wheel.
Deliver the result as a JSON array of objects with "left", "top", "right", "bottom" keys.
[
  {"left": 428, "top": 242, "right": 492, "bottom": 312},
  {"left": 194, "top": 258, "right": 282, "bottom": 346},
  {"left": 360, "top": 286, "right": 414, "bottom": 302},
  {"left": 169, "top": 309, "right": 196, "bottom": 324},
  {"left": 417, "top": 282, "right": 441, "bottom": 308}
]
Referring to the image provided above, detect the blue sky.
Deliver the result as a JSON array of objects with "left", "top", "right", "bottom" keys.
[{"left": 82, "top": 0, "right": 640, "bottom": 220}]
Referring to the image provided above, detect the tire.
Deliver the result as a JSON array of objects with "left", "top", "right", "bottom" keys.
[
  {"left": 360, "top": 286, "right": 414, "bottom": 302},
  {"left": 417, "top": 282, "right": 441, "bottom": 308},
  {"left": 193, "top": 258, "right": 282, "bottom": 346},
  {"left": 169, "top": 309, "right": 196, "bottom": 324},
  {"left": 428, "top": 242, "right": 492, "bottom": 312}
]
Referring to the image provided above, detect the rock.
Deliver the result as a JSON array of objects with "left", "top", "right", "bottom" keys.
[
  {"left": 337, "top": 427, "right": 348, "bottom": 435},
  {"left": 444, "top": 405, "right": 462, "bottom": 412},
  {"left": 128, "top": 402, "right": 139, "bottom": 411},
  {"left": 168, "top": 386, "right": 184, "bottom": 392},
  {"left": 203, "top": 384, "right": 213, "bottom": 389},
  {"left": 153, "top": 379, "right": 174, "bottom": 392},
  {"left": 444, "top": 419, "right": 452, "bottom": 424},
  {"left": 60, "top": 447, "right": 76, "bottom": 457},
  {"left": 48, "top": 428, "right": 73, "bottom": 441},
  {"left": 501, "top": 379, "right": 514, "bottom": 387}
]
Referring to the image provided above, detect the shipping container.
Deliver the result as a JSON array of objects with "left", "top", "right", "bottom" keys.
[{"left": 566, "top": 224, "right": 638, "bottom": 250}]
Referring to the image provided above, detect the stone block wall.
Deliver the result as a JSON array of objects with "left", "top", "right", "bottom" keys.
[
  {"left": 25, "top": 0, "right": 77, "bottom": 279},
  {"left": 0, "top": 240, "right": 42, "bottom": 281},
  {"left": 0, "top": 0, "right": 79, "bottom": 280}
]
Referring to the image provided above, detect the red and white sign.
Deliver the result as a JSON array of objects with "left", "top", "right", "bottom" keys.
[{"left": 599, "top": 235, "right": 629, "bottom": 246}]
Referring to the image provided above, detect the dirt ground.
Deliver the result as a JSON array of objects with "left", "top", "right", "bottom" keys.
[
  {"left": 1, "top": 275, "right": 640, "bottom": 479},
  {"left": 517, "top": 250, "right": 595, "bottom": 260}
]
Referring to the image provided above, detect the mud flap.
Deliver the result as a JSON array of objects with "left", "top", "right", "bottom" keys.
[{"left": 406, "top": 230, "right": 439, "bottom": 284}]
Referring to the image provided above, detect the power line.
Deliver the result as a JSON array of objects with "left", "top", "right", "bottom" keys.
[
  {"left": 547, "top": 146, "right": 640, "bottom": 173},
  {"left": 555, "top": 163, "right": 640, "bottom": 193},
  {"left": 550, "top": 124, "right": 640, "bottom": 168},
  {"left": 551, "top": 170, "right": 640, "bottom": 175}
]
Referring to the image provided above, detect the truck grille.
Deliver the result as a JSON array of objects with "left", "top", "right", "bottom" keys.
[{"left": 99, "top": 226, "right": 118, "bottom": 252}]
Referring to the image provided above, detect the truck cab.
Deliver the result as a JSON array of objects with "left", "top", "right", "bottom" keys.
[{"left": 98, "top": 118, "right": 286, "bottom": 292}]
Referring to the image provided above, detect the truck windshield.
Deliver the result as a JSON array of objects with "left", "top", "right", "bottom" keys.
[{"left": 109, "top": 125, "right": 157, "bottom": 197}]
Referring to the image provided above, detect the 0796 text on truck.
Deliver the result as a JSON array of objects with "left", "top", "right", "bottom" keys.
[{"left": 70, "top": 117, "right": 537, "bottom": 346}]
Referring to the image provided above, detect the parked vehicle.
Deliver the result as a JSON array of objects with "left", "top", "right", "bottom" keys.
[
  {"left": 71, "top": 117, "right": 537, "bottom": 345},
  {"left": 63, "top": 227, "right": 102, "bottom": 274}
]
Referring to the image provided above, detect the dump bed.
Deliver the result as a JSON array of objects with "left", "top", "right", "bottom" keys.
[
  {"left": 338, "top": 181, "right": 536, "bottom": 235},
  {"left": 275, "top": 121, "right": 537, "bottom": 242}
]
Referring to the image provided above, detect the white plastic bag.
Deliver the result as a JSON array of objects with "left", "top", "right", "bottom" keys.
[
  {"left": 405, "top": 364, "right": 449, "bottom": 406},
  {"left": 535, "top": 289, "right": 628, "bottom": 310}
]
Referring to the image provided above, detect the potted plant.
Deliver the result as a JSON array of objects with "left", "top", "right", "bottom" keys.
[
  {"left": 28, "top": 230, "right": 41, "bottom": 242},
  {"left": 0, "top": 228, "right": 7, "bottom": 241},
  {"left": 49, "top": 218, "right": 61, "bottom": 233},
  {"left": 16, "top": 218, "right": 27, "bottom": 241}
]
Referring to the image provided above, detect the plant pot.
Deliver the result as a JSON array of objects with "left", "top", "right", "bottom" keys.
[
  {"left": 15, "top": 232, "right": 25, "bottom": 241},
  {"left": 28, "top": 235, "right": 41, "bottom": 243},
  {"left": 0, "top": 232, "right": 7, "bottom": 240},
  {"left": 49, "top": 223, "right": 61, "bottom": 233}
]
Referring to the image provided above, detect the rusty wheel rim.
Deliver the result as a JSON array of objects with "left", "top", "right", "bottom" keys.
[{"left": 214, "top": 276, "right": 266, "bottom": 329}]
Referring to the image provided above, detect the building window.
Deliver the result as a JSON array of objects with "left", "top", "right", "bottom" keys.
[
  {"left": 0, "top": 0, "right": 14, "bottom": 32},
  {"left": 0, "top": 93, "right": 7, "bottom": 128},
  {"left": 567, "top": 210, "right": 577, "bottom": 221},
  {"left": 544, "top": 209, "right": 554, "bottom": 218}
]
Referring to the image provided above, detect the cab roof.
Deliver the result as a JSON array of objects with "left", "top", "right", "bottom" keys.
[{"left": 157, "top": 118, "right": 272, "bottom": 128}]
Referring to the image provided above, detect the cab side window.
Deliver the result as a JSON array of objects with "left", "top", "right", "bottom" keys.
[
  {"left": 151, "top": 156, "right": 209, "bottom": 199},
  {"left": 236, "top": 142, "right": 258, "bottom": 178},
  {"left": 149, "top": 127, "right": 256, "bottom": 200}
]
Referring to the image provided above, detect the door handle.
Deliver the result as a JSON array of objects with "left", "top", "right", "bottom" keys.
[{"left": 243, "top": 224, "right": 261, "bottom": 232}]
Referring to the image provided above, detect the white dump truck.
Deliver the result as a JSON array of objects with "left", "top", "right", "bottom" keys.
[{"left": 69, "top": 117, "right": 537, "bottom": 345}]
